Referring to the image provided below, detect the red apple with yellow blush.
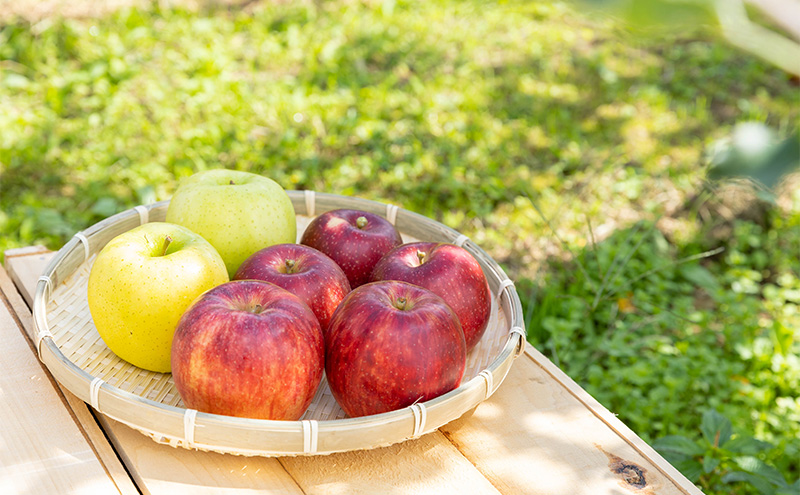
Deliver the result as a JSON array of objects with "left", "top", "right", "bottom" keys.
[
  {"left": 370, "top": 242, "right": 491, "bottom": 351},
  {"left": 171, "top": 280, "right": 324, "bottom": 420},
  {"left": 325, "top": 280, "right": 466, "bottom": 417},
  {"left": 234, "top": 243, "right": 351, "bottom": 330},
  {"left": 300, "top": 209, "right": 402, "bottom": 288}
]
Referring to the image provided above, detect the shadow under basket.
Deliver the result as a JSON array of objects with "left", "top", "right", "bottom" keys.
[{"left": 32, "top": 191, "right": 527, "bottom": 457}]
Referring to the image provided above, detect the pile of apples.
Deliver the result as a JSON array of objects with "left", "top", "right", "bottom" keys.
[{"left": 87, "top": 169, "right": 492, "bottom": 420}]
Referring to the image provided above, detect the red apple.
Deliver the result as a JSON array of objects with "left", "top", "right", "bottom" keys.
[
  {"left": 325, "top": 280, "right": 466, "bottom": 417},
  {"left": 300, "top": 209, "right": 403, "bottom": 288},
  {"left": 370, "top": 242, "right": 491, "bottom": 352},
  {"left": 171, "top": 280, "right": 324, "bottom": 420},
  {"left": 233, "top": 243, "right": 351, "bottom": 330}
]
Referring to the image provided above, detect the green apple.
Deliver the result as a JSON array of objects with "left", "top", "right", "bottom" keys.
[
  {"left": 166, "top": 169, "right": 297, "bottom": 278},
  {"left": 87, "top": 222, "right": 229, "bottom": 373}
]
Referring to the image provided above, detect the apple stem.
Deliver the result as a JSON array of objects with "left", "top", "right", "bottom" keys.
[
  {"left": 230, "top": 180, "right": 235, "bottom": 185},
  {"left": 285, "top": 259, "right": 296, "bottom": 274},
  {"left": 416, "top": 250, "right": 427, "bottom": 265},
  {"left": 394, "top": 297, "right": 408, "bottom": 311},
  {"left": 356, "top": 216, "right": 368, "bottom": 229},
  {"left": 252, "top": 303, "right": 263, "bottom": 314},
  {"left": 161, "top": 236, "right": 173, "bottom": 257}
]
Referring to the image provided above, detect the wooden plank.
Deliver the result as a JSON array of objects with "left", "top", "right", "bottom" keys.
[
  {"left": 0, "top": 280, "right": 120, "bottom": 494},
  {"left": 3, "top": 245, "right": 51, "bottom": 308},
  {"left": 7, "top": 248, "right": 702, "bottom": 495},
  {"left": 3, "top": 244, "right": 51, "bottom": 260},
  {"left": 4, "top": 251, "right": 307, "bottom": 495},
  {"left": 439, "top": 343, "right": 704, "bottom": 495},
  {"left": 1, "top": 256, "right": 140, "bottom": 495},
  {"left": 279, "top": 431, "right": 502, "bottom": 495},
  {"left": 6, "top": 250, "right": 501, "bottom": 494},
  {"left": 526, "top": 344, "right": 704, "bottom": 495},
  {"left": 98, "top": 415, "right": 306, "bottom": 495}
]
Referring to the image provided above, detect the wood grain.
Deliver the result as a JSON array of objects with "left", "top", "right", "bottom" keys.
[
  {"left": 1, "top": 251, "right": 140, "bottom": 495},
  {"left": 440, "top": 343, "right": 704, "bottom": 495},
  {"left": 99, "top": 414, "right": 306, "bottom": 495},
  {"left": 280, "top": 431, "right": 502, "bottom": 495},
  {"left": 5, "top": 248, "right": 704, "bottom": 495},
  {"left": 3, "top": 246, "right": 51, "bottom": 308},
  {"left": 6, "top": 250, "right": 506, "bottom": 493},
  {"left": 6, "top": 248, "right": 517, "bottom": 491},
  {"left": 4, "top": 250, "right": 305, "bottom": 495},
  {"left": 522, "top": 344, "right": 705, "bottom": 495},
  {"left": 0, "top": 276, "right": 119, "bottom": 494}
]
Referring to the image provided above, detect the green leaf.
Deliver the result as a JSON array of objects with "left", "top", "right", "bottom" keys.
[
  {"left": 653, "top": 435, "right": 705, "bottom": 457},
  {"left": 35, "top": 208, "right": 74, "bottom": 236},
  {"left": 772, "top": 320, "right": 795, "bottom": 357},
  {"left": 722, "top": 470, "right": 752, "bottom": 483},
  {"left": 679, "top": 264, "right": 720, "bottom": 292},
  {"left": 136, "top": 185, "right": 157, "bottom": 206},
  {"left": 775, "top": 479, "right": 800, "bottom": 495},
  {"left": 708, "top": 124, "right": 800, "bottom": 190},
  {"left": 736, "top": 456, "right": 789, "bottom": 487},
  {"left": 722, "top": 471, "right": 777, "bottom": 495},
  {"left": 19, "top": 217, "right": 35, "bottom": 242},
  {"left": 674, "top": 458, "right": 704, "bottom": 482},
  {"left": 701, "top": 410, "right": 732, "bottom": 447},
  {"left": 703, "top": 455, "right": 721, "bottom": 474},
  {"left": 725, "top": 436, "right": 774, "bottom": 455},
  {"left": 577, "top": 0, "right": 716, "bottom": 30},
  {"left": 752, "top": 133, "right": 800, "bottom": 190},
  {"left": 91, "top": 197, "right": 121, "bottom": 218}
]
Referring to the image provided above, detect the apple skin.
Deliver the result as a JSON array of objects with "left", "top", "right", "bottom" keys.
[
  {"left": 165, "top": 169, "right": 297, "bottom": 278},
  {"left": 233, "top": 243, "right": 351, "bottom": 330},
  {"left": 325, "top": 280, "right": 466, "bottom": 418},
  {"left": 171, "top": 280, "right": 324, "bottom": 420},
  {"left": 87, "top": 222, "right": 229, "bottom": 373},
  {"left": 300, "top": 209, "right": 402, "bottom": 288},
  {"left": 370, "top": 242, "right": 491, "bottom": 352}
]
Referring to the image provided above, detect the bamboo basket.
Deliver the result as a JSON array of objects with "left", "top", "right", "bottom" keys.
[{"left": 31, "top": 191, "right": 526, "bottom": 456}]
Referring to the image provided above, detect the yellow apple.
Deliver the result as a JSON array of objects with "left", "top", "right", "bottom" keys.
[
  {"left": 166, "top": 169, "right": 297, "bottom": 278},
  {"left": 87, "top": 222, "right": 229, "bottom": 373}
]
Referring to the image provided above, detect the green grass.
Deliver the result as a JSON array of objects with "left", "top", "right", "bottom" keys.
[
  {"left": 1, "top": 1, "right": 798, "bottom": 493},
  {"left": 520, "top": 208, "right": 800, "bottom": 493},
  {"left": 3, "top": 0, "right": 796, "bottom": 263}
]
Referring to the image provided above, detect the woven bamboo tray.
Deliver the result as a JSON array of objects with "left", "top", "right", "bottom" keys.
[{"left": 31, "top": 191, "right": 526, "bottom": 456}]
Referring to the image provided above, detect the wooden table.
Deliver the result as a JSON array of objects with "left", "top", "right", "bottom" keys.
[{"left": 1, "top": 246, "right": 703, "bottom": 495}]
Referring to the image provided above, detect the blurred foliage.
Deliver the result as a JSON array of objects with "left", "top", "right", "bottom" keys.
[
  {"left": 1, "top": 0, "right": 798, "bottom": 264},
  {"left": 577, "top": 0, "right": 800, "bottom": 78},
  {"left": 708, "top": 123, "right": 800, "bottom": 193},
  {"left": 521, "top": 206, "right": 800, "bottom": 494},
  {"left": 654, "top": 410, "right": 800, "bottom": 495},
  {"left": 578, "top": 0, "right": 718, "bottom": 30},
  {"left": 1, "top": 2, "right": 799, "bottom": 494}
]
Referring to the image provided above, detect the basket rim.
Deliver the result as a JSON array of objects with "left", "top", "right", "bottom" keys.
[{"left": 32, "top": 191, "right": 526, "bottom": 456}]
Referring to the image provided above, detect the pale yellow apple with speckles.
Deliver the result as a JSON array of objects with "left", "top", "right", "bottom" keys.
[
  {"left": 166, "top": 169, "right": 297, "bottom": 278},
  {"left": 87, "top": 222, "right": 229, "bottom": 373}
]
